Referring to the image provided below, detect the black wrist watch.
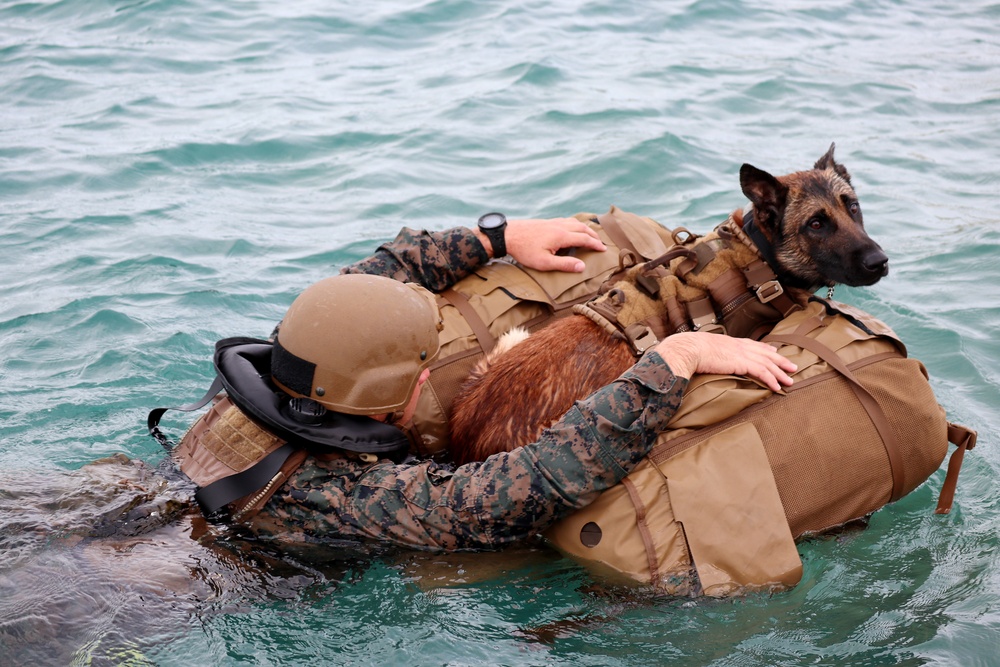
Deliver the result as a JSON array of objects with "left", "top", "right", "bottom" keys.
[{"left": 477, "top": 212, "right": 508, "bottom": 258}]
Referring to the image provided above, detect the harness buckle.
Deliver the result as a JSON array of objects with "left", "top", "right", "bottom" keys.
[
  {"left": 755, "top": 280, "right": 785, "bottom": 304},
  {"left": 631, "top": 327, "right": 659, "bottom": 354},
  {"left": 623, "top": 323, "right": 660, "bottom": 355},
  {"left": 692, "top": 320, "right": 727, "bottom": 335}
]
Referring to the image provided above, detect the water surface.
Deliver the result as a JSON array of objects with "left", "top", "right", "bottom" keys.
[{"left": 1, "top": 1, "right": 999, "bottom": 665}]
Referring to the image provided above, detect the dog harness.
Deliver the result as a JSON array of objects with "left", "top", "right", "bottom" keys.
[{"left": 573, "top": 209, "right": 804, "bottom": 358}]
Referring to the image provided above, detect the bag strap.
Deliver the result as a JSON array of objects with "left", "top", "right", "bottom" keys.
[
  {"left": 438, "top": 287, "right": 497, "bottom": 353},
  {"left": 621, "top": 476, "right": 662, "bottom": 588},
  {"left": 147, "top": 375, "right": 225, "bottom": 452},
  {"left": 597, "top": 211, "right": 643, "bottom": 259},
  {"left": 765, "top": 332, "right": 906, "bottom": 503},
  {"left": 195, "top": 443, "right": 297, "bottom": 516},
  {"left": 935, "top": 422, "right": 978, "bottom": 514}
]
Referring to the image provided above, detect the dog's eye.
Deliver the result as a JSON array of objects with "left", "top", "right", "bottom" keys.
[{"left": 808, "top": 218, "right": 824, "bottom": 230}]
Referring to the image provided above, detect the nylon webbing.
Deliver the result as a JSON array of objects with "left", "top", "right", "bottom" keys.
[
  {"left": 622, "top": 476, "right": 661, "bottom": 588},
  {"left": 438, "top": 288, "right": 496, "bottom": 354},
  {"left": 597, "top": 212, "right": 641, "bottom": 258},
  {"left": 765, "top": 332, "right": 906, "bottom": 503},
  {"left": 194, "top": 443, "right": 296, "bottom": 515},
  {"left": 935, "top": 423, "right": 978, "bottom": 514},
  {"left": 743, "top": 261, "right": 800, "bottom": 317},
  {"left": 147, "top": 375, "right": 225, "bottom": 452}
]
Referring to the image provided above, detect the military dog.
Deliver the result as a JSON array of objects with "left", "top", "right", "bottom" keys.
[{"left": 448, "top": 144, "right": 889, "bottom": 465}]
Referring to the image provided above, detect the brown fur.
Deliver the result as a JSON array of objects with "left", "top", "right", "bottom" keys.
[{"left": 448, "top": 144, "right": 888, "bottom": 464}]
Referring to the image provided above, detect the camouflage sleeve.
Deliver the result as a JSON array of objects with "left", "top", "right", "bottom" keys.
[
  {"left": 340, "top": 226, "right": 489, "bottom": 292},
  {"left": 255, "top": 351, "right": 688, "bottom": 551}
]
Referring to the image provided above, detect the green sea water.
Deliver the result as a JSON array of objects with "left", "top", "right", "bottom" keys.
[{"left": 1, "top": 0, "right": 999, "bottom": 665}]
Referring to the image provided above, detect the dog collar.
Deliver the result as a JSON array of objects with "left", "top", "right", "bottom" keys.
[
  {"left": 741, "top": 210, "right": 780, "bottom": 269},
  {"left": 742, "top": 209, "right": 817, "bottom": 292}
]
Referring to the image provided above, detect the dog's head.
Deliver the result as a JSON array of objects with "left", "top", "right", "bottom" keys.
[{"left": 739, "top": 143, "right": 889, "bottom": 290}]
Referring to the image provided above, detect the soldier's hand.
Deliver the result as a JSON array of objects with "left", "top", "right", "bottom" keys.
[
  {"left": 654, "top": 332, "right": 796, "bottom": 392},
  {"left": 499, "top": 218, "right": 607, "bottom": 272}
]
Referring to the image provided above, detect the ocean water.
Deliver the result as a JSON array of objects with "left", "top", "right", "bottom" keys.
[{"left": 1, "top": 0, "right": 999, "bottom": 665}]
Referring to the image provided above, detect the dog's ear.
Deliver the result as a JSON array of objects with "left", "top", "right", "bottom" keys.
[
  {"left": 813, "top": 142, "right": 852, "bottom": 184},
  {"left": 740, "top": 163, "right": 788, "bottom": 234}
]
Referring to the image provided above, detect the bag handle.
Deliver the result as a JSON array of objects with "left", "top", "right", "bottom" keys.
[
  {"left": 147, "top": 374, "right": 225, "bottom": 452},
  {"left": 935, "top": 423, "right": 978, "bottom": 514},
  {"left": 621, "top": 476, "right": 663, "bottom": 588},
  {"left": 764, "top": 332, "right": 906, "bottom": 503}
]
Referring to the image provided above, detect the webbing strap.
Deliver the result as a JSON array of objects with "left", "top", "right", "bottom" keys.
[
  {"left": 744, "top": 260, "right": 800, "bottom": 317},
  {"left": 439, "top": 287, "right": 497, "bottom": 354},
  {"left": 935, "top": 423, "right": 978, "bottom": 514},
  {"left": 621, "top": 476, "right": 661, "bottom": 588},
  {"left": 765, "top": 332, "right": 906, "bottom": 503},
  {"left": 147, "top": 375, "right": 225, "bottom": 452},
  {"left": 597, "top": 212, "right": 641, "bottom": 258},
  {"left": 195, "top": 443, "right": 296, "bottom": 515}
]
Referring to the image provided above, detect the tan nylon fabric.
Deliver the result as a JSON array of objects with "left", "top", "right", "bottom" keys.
[
  {"left": 408, "top": 207, "right": 677, "bottom": 457},
  {"left": 545, "top": 300, "right": 950, "bottom": 593},
  {"left": 175, "top": 396, "right": 286, "bottom": 489},
  {"left": 664, "top": 421, "right": 802, "bottom": 596}
]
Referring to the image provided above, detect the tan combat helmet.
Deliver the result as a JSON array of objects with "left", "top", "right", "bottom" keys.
[{"left": 271, "top": 274, "right": 442, "bottom": 415}]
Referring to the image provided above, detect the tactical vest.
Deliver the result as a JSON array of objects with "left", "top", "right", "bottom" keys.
[{"left": 545, "top": 299, "right": 976, "bottom": 596}]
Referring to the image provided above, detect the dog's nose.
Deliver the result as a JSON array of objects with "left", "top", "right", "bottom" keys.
[{"left": 864, "top": 248, "right": 889, "bottom": 276}]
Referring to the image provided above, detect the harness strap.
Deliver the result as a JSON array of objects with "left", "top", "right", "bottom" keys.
[
  {"left": 744, "top": 260, "right": 800, "bottom": 317},
  {"left": 686, "top": 297, "right": 725, "bottom": 334},
  {"left": 643, "top": 246, "right": 699, "bottom": 272},
  {"left": 665, "top": 296, "right": 691, "bottom": 334},
  {"left": 147, "top": 375, "right": 225, "bottom": 451},
  {"left": 765, "top": 333, "right": 906, "bottom": 503},
  {"left": 571, "top": 302, "right": 660, "bottom": 357},
  {"left": 438, "top": 287, "right": 497, "bottom": 354},
  {"left": 707, "top": 269, "right": 750, "bottom": 311},
  {"left": 195, "top": 443, "right": 297, "bottom": 516},
  {"left": 935, "top": 423, "right": 978, "bottom": 514},
  {"left": 597, "top": 211, "right": 642, "bottom": 258},
  {"left": 677, "top": 238, "right": 728, "bottom": 279}
]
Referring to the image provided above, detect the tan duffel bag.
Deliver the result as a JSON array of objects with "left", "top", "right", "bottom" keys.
[{"left": 545, "top": 298, "right": 976, "bottom": 596}]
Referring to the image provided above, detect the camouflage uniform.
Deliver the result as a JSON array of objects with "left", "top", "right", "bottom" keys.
[
  {"left": 253, "top": 226, "right": 690, "bottom": 550},
  {"left": 341, "top": 226, "right": 490, "bottom": 292}
]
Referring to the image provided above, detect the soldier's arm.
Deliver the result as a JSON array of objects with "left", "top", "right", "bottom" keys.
[
  {"left": 341, "top": 227, "right": 490, "bottom": 292},
  {"left": 255, "top": 334, "right": 793, "bottom": 550},
  {"left": 340, "top": 219, "right": 606, "bottom": 292},
  {"left": 333, "top": 350, "right": 686, "bottom": 550},
  {"left": 321, "top": 333, "right": 794, "bottom": 550}
]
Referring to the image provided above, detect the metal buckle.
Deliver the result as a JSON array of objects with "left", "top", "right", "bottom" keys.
[
  {"left": 692, "top": 321, "right": 727, "bottom": 335},
  {"left": 756, "top": 280, "right": 784, "bottom": 304},
  {"left": 690, "top": 312, "right": 727, "bottom": 335},
  {"left": 630, "top": 327, "right": 659, "bottom": 354}
]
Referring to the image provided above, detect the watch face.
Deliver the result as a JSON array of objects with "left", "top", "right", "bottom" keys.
[{"left": 478, "top": 212, "right": 506, "bottom": 229}]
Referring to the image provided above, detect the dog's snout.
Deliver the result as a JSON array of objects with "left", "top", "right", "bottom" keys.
[{"left": 864, "top": 248, "right": 889, "bottom": 276}]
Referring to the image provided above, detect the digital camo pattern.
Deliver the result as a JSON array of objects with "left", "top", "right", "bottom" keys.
[
  {"left": 341, "top": 226, "right": 489, "bottom": 291},
  {"left": 254, "top": 352, "right": 687, "bottom": 550}
]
